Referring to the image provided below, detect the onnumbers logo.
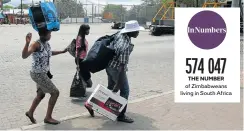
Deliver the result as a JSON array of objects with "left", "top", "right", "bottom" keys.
[{"left": 187, "top": 10, "right": 227, "bottom": 50}]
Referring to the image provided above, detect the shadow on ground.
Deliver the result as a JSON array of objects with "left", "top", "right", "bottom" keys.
[
  {"left": 97, "top": 112, "right": 159, "bottom": 130},
  {"left": 70, "top": 91, "right": 93, "bottom": 105},
  {"left": 31, "top": 112, "right": 158, "bottom": 130}
]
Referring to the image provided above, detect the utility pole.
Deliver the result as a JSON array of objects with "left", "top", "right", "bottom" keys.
[
  {"left": 95, "top": 5, "right": 96, "bottom": 17},
  {"left": 97, "top": 0, "right": 100, "bottom": 17},
  {"left": 92, "top": 4, "right": 94, "bottom": 23},
  {"left": 0, "top": 0, "right": 3, "bottom": 11},
  {"left": 145, "top": 0, "right": 148, "bottom": 20},
  {"left": 86, "top": 0, "right": 87, "bottom": 16},
  {"left": 21, "top": 0, "right": 23, "bottom": 24},
  {"left": 76, "top": 0, "right": 78, "bottom": 23}
]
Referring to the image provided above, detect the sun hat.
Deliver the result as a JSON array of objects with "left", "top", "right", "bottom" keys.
[{"left": 120, "top": 20, "right": 145, "bottom": 34}]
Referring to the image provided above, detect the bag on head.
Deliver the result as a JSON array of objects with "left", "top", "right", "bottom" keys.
[{"left": 28, "top": 2, "right": 60, "bottom": 32}]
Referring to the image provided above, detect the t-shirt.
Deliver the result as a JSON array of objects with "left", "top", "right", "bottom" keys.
[{"left": 75, "top": 36, "right": 88, "bottom": 59}]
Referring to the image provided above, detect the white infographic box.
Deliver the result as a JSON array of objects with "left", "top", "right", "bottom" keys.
[{"left": 174, "top": 8, "right": 240, "bottom": 103}]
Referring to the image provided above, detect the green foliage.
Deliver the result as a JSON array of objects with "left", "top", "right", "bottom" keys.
[
  {"left": 127, "top": 0, "right": 196, "bottom": 23},
  {"left": 17, "top": 4, "right": 29, "bottom": 9},
  {"left": 55, "top": 0, "right": 85, "bottom": 19},
  {"left": 141, "top": 0, "right": 162, "bottom": 5},
  {"left": 103, "top": 0, "right": 196, "bottom": 23},
  {"left": 127, "top": 0, "right": 162, "bottom": 22},
  {"left": 2, "top": 0, "right": 11, "bottom": 4},
  {"left": 177, "top": 0, "right": 196, "bottom": 6},
  {"left": 3, "top": 5, "right": 14, "bottom": 9}
]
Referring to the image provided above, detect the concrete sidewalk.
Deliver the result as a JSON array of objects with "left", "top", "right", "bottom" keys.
[{"left": 22, "top": 92, "right": 243, "bottom": 130}]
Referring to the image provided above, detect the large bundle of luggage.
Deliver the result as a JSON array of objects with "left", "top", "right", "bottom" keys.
[{"left": 82, "top": 32, "right": 119, "bottom": 73}]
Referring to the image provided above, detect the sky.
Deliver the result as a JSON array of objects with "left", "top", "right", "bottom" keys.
[{"left": 5, "top": 0, "right": 143, "bottom": 7}]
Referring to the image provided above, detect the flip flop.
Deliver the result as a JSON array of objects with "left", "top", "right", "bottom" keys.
[
  {"left": 44, "top": 119, "right": 60, "bottom": 125},
  {"left": 25, "top": 112, "right": 36, "bottom": 124}
]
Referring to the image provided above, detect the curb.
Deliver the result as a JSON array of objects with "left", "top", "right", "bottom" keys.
[
  {"left": 20, "top": 112, "right": 89, "bottom": 130},
  {"left": 13, "top": 90, "right": 174, "bottom": 130}
]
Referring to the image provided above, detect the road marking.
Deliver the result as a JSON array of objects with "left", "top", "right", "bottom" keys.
[
  {"left": 129, "top": 90, "right": 174, "bottom": 104},
  {"left": 14, "top": 90, "right": 174, "bottom": 130},
  {"left": 7, "top": 128, "right": 22, "bottom": 131}
]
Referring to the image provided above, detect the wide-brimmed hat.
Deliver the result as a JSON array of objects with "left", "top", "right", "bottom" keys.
[{"left": 120, "top": 20, "right": 145, "bottom": 34}]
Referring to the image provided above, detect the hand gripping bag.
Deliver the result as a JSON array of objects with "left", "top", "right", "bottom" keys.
[{"left": 28, "top": 2, "right": 60, "bottom": 32}]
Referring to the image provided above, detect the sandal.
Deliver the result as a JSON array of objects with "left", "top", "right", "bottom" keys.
[
  {"left": 25, "top": 112, "right": 37, "bottom": 124},
  {"left": 44, "top": 119, "right": 60, "bottom": 125}
]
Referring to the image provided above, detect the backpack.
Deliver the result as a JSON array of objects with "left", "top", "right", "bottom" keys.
[
  {"left": 82, "top": 32, "right": 119, "bottom": 73},
  {"left": 28, "top": 2, "right": 60, "bottom": 32}
]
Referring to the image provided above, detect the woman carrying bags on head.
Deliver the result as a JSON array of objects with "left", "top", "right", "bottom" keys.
[{"left": 22, "top": 28, "right": 67, "bottom": 125}]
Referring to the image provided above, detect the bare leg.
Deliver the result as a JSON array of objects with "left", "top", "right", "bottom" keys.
[
  {"left": 26, "top": 89, "right": 45, "bottom": 124},
  {"left": 44, "top": 90, "right": 60, "bottom": 124}
]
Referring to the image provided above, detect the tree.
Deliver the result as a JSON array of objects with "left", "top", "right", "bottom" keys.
[
  {"left": 128, "top": 0, "right": 162, "bottom": 23},
  {"left": 3, "top": 5, "right": 14, "bottom": 9},
  {"left": 127, "top": 5, "right": 142, "bottom": 22},
  {"left": 17, "top": 4, "right": 29, "bottom": 9},
  {"left": 130, "top": 0, "right": 196, "bottom": 24},
  {"left": 55, "top": 0, "right": 85, "bottom": 19},
  {"left": 177, "top": 0, "right": 195, "bottom": 6},
  {"left": 141, "top": 0, "right": 162, "bottom": 6},
  {"left": 102, "top": 4, "right": 127, "bottom": 21},
  {"left": 2, "top": 0, "right": 11, "bottom": 4}
]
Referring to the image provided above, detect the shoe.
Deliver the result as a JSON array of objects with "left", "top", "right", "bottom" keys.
[
  {"left": 86, "top": 79, "right": 93, "bottom": 88},
  {"left": 84, "top": 103, "right": 94, "bottom": 117},
  {"left": 117, "top": 116, "right": 134, "bottom": 123},
  {"left": 44, "top": 119, "right": 60, "bottom": 125}
]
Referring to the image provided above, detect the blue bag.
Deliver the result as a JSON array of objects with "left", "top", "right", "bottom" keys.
[{"left": 28, "top": 2, "right": 60, "bottom": 32}]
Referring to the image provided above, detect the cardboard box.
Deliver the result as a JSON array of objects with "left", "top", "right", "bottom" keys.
[{"left": 86, "top": 84, "right": 128, "bottom": 121}]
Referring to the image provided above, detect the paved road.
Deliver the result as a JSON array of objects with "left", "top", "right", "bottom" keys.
[
  {"left": 28, "top": 93, "right": 243, "bottom": 130},
  {"left": 0, "top": 24, "right": 174, "bottom": 129}
]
